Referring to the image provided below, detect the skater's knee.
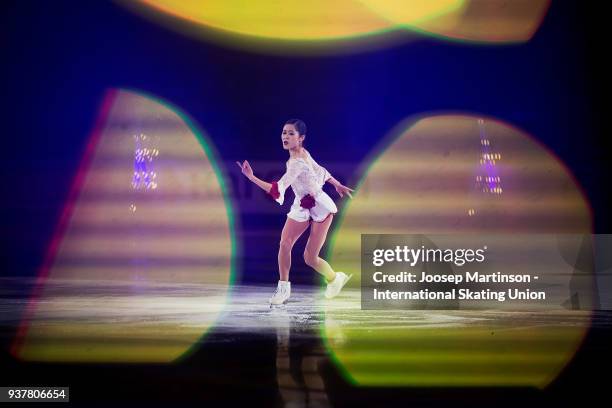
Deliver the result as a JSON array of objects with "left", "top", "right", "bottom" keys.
[
  {"left": 303, "top": 249, "right": 319, "bottom": 267},
  {"left": 279, "top": 238, "right": 294, "bottom": 253}
]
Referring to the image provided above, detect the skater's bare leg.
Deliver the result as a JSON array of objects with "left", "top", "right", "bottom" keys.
[
  {"left": 303, "top": 213, "right": 336, "bottom": 282},
  {"left": 278, "top": 217, "right": 310, "bottom": 281}
]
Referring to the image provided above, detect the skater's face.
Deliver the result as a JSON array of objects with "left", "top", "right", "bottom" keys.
[{"left": 281, "top": 124, "right": 304, "bottom": 150}]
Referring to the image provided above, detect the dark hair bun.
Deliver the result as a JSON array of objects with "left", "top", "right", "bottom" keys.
[{"left": 285, "top": 118, "right": 307, "bottom": 136}]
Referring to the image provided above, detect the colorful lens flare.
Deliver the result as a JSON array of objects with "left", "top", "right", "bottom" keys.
[
  {"left": 120, "top": 0, "right": 550, "bottom": 54},
  {"left": 11, "top": 89, "right": 237, "bottom": 363},
  {"left": 321, "top": 114, "right": 594, "bottom": 387}
]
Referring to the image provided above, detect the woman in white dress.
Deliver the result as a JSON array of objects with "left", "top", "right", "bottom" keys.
[{"left": 236, "top": 119, "right": 354, "bottom": 305}]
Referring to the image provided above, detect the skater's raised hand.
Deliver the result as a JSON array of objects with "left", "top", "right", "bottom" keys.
[
  {"left": 236, "top": 160, "right": 254, "bottom": 179},
  {"left": 334, "top": 183, "right": 354, "bottom": 198}
]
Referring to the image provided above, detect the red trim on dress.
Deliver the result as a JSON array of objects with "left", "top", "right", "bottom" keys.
[{"left": 269, "top": 181, "right": 280, "bottom": 200}]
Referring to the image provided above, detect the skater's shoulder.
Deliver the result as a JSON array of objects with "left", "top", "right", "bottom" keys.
[{"left": 287, "top": 156, "right": 309, "bottom": 165}]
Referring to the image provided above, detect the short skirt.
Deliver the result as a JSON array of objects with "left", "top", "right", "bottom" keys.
[{"left": 287, "top": 190, "right": 338, "bottom": 223}]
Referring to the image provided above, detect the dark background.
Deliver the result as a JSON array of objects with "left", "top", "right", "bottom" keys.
[
  {"left": 0, "top": 1, "right": 610, "bottom": 405},
  {"left": 1, "top": 0, "right": 610, "bottom": 284}
]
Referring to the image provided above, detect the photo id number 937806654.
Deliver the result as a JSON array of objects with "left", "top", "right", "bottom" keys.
[{"left": 0, "top": 387, "right": 69, "bottom": 402}]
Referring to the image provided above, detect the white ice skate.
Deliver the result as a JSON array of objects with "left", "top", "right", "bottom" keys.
[
  {"left": 270, "top": 280, "right": 291, "bottom": 307},
  {"left": 324, "top": 272, "right": 352, "bottom": 299}
]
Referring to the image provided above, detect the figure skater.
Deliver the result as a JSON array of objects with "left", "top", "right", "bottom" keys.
[{"left": 236, "top": 119, "right": 354, "bottom": 306}]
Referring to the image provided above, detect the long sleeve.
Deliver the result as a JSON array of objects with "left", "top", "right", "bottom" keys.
[
  {"left": 309, "top": 156, "right": 332, "bottom": 186},
  {"left": 269, "top": 159, "right": 309, "bottom": 205}
]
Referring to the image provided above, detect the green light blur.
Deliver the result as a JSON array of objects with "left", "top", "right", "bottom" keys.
[{"left": 322, "top": 113, "right": 593, "bottom": 388}]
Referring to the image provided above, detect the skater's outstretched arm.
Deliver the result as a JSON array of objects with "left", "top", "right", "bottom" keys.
[
  {"left": 236, "top": 160, "right": 271, "bottom": 192},
  {"left": 325, "top": 176, "right": 354, "bottom": 199},
  {"left": 309, "top": 155, "right": 354, "bottom": 199}
]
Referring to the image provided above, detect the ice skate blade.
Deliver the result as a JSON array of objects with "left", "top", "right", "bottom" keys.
[
  {"left": 325, "top": 273, "right": 353, "bottom": 299},
  {"left": 269, "top": 301, "right": 288, "bottom": 309},
  {"left": 345, "top": 273, "right": 353, "bottom": 285}
]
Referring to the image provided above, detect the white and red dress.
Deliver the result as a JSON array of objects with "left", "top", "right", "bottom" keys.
[{"left": 268, "top": 150, "right": 337, "bottom": 222}]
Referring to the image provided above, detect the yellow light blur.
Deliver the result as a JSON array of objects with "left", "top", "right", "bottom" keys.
[
  {"left": 119, "top": 0, "right": 550, "bottom": 54},
  {"left": 15, "top": 89, "right": 236, "bottom": 363},
  {"left": 365, "top": 0, "right": 552, "bottom": 43},
  {"left": 139, "top": 0, "right": 392, "bottom": 40},
  {"left": 322, "top": 114, "right": 593, "bottom": 388}
]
